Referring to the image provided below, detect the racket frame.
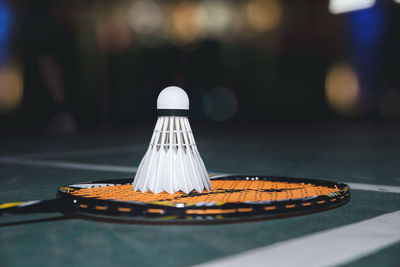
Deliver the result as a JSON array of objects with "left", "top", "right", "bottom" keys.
[{"left": 55, "top": 176, "right": 350, "bottom": 223}]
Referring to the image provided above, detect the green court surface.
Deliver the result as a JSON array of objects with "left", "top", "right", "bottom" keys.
[{"left": 1, "top": 122, "right": 400, "bottom": 267}]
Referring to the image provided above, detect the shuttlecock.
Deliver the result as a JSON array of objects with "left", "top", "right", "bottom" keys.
[{"left": 133, "top": 86, "right": 211, "bottom": 194}]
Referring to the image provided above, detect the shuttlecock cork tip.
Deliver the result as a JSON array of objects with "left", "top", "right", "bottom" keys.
[{"left": 157, "top": 86, "right": 189, "bottom": 110}]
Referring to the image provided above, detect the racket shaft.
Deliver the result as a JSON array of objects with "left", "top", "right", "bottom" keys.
[{"left": 0, "top": 199, "right": 65, "bottom": 215}]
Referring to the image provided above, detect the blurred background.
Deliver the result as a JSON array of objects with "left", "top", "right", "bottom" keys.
[{"left": 0, "top": 0, "right": 399, "bottom": 134}]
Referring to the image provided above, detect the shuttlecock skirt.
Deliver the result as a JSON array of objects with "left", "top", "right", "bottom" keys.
[{"left": 133, "top": 116, "right": 211, "bottom": 194}]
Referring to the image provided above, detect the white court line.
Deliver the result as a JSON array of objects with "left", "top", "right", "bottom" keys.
[
  {"left": 9, "top": 145, "right": 144, "bottom": 159},
  {"left": 0, "top": 157, "right": 137, "bottom": 173},
  {"left": 346, "top": 182, "right": 400, "bottom": 194},
  {"left": 0, "top": 157, "right": 399, "bottom": 194},
  {"left": 196, "top": 210, "right": 400, "bottom": 267}
]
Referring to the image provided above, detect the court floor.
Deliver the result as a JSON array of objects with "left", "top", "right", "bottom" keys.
[{"left": 1, "top": 122, "right": 399, "bottom": 267}]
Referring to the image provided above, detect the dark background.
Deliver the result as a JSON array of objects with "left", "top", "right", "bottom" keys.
[
  {"left": 1, "top": 3, "right": 400, "bottom": 266},
  {"left": 0, "top": 0, "right": 399, "bottom": 134}
]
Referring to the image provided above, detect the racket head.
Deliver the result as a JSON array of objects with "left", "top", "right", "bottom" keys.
[{"left": 57, "top": 175, "right": 350, "bottom": 224}]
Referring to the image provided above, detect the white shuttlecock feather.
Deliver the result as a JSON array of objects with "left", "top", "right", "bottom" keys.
[{"left": 133, "top": 86, "right": 211, "bottom": 194}]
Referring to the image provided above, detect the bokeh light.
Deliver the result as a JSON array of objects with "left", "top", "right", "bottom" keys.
[
  {"left": 0, "top": 0, "right": 11, "bottom": 64},
  {"left": 127, "top": 0, "right": 163, "bottom": 35},
  {"left": 222, "top": 4, "right": 246, "bottom": 41},
  {"left": 168, "top": 1, "right": 207, "bottom": 45},
  {"left": 380, "top": 89, "right": 400, "bottom": 121},
  {"left": 245, "top": 0, "right": 282, "bottom": 33},
  {"left": 0, "top": 66, "right": 23, "bottom": 113},
  {"left": 329, "top": 0, "right": 375, "bottom": 14},
  {"left": 325, "top": 63, "right": 360, "bottom": 116},
  {"left": 203, "top": 87, "right": 238, "bottom": 122},
  {"left": 201, "top": 0, "right": 233, "bottom": 39},
  {"left": 96, "top": 9, "right": 133, "bottom": 53},
  {"left": 0, "top": 1, "right": 11, "bottom": 46}
]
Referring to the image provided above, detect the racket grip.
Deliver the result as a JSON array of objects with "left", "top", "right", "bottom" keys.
[{"left": 0, "top": 199, "right": 63, "bottom": 216}]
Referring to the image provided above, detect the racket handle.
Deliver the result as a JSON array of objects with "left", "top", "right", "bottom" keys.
[{"left": 0, "top": 199, "right": 63, "bottom": 216}]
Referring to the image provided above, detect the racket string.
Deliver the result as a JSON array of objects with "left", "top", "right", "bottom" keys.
[{"left": 69, "top": 180, "right": 342, "bottom": 203}]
